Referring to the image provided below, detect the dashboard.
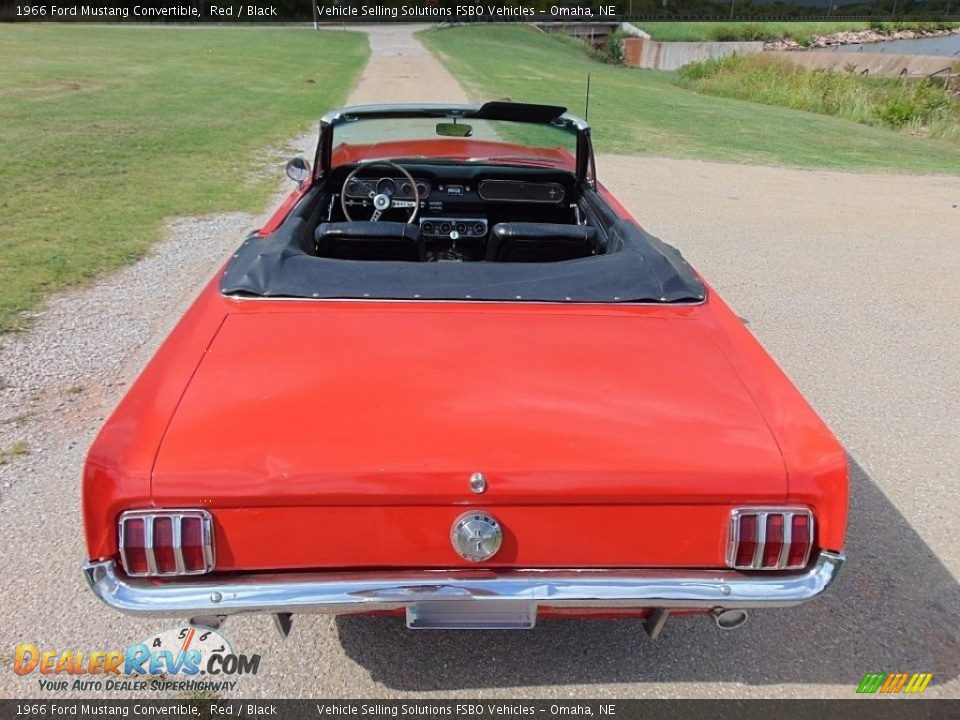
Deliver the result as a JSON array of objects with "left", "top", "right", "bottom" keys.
[
  {"left": 337, "top": 165, "right": 576, "bottom": 250},
  {"left": 342, "top": 175, "right": 567, "bottom": 206}
]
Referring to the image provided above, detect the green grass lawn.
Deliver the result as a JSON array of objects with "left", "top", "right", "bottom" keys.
[
  {"left": 419, "top": 25, "right": 960, "bottom": 174},
  {"left": 0, "top": 26, "right": 368, "bottom": 332}
]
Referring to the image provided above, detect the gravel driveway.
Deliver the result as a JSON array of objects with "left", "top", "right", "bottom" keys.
[{"left": 1, "top": 25, "right": 958, "bottom": 700}]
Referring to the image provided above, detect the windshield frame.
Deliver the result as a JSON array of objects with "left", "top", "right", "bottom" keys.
[{"left": 314, "top": 102, "right": 595, "bottom": 186}]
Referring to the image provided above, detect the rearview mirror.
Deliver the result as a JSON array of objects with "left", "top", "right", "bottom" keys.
[
  {"left": 436, "top": 122, "right": 473, "bottom": 138},
  {"left": 285, "top": 157, "right": 311, "bottom": 186}
]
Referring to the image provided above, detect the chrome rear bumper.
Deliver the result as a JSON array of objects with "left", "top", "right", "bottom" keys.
[{"left": 84, "top": 551, "right": 844, "bottom": 617}]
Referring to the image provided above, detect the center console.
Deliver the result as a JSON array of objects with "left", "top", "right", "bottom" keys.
[{"left": 419, "top": 217, "right": 488, "bottom": 241}]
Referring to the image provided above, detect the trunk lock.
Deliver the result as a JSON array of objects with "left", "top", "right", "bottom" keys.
[{"left": 470, "top": 472, "right": 487, "bottom": 494}]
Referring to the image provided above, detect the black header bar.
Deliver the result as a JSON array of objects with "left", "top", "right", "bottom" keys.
[{"left": 1, "top": 1, "right": 958, "bottom": 22}]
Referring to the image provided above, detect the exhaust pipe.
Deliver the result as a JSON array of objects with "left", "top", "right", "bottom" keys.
[{"left": 712, "top": 608, "right": 749, "bottom": 630}]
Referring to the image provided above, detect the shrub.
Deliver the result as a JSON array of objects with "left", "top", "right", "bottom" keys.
[
  {"left": 736, "top": 23, "right": 773, "bottom": 41},
  {"left": 886, "top": 79, "right": 953, "bottom": 131},
  {"left": 601, "top": 31, "right": 627, "bottom": 66},
  {"left": 678, "top": 54, "right": 740, "bottom": 81},
  {"left": 707, "top": 26, "right": 740, "bottom": 42},
  {"left": 876, "top": 93, "right": 918, "bottom": 128}
]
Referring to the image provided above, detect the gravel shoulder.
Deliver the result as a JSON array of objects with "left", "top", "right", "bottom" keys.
[{"left": 1, "top": 25, "right": 958, "bottom": 700}]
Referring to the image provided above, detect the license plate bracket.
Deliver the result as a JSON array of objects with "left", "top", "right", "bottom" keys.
[{"left": 406, "top": 600, "right": 537, "bottom": 630}]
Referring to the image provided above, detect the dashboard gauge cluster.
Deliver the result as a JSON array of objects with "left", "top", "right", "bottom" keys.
[{"left": 344, "top": 176, "right": 430, "bottom": 200}]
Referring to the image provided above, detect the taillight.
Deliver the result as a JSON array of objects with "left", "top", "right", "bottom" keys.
[
  {"left": 761, "top": 514, "right": 784, "bottom": 567},
  {"left": 787, "top": 514, "right": 811, "bottom": 567},
  {"left": 180, "top": 515, "right": 209, "bottom": 572},
  {"left": 119, "top": 510, "right": 214, "bottom": 577},
  {"left": 728, "top": 508, "right": 814, "bottom": 570},
  {"left": 121, "top": 516, "right": 148, "bottom": 575},
  {"left": 733, "top": 514, "right": 757, "bottom": 567}
]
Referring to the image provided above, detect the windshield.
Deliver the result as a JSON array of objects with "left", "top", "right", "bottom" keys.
[{"left": 331, "top": 116, "right": 578, "bottom": 162}]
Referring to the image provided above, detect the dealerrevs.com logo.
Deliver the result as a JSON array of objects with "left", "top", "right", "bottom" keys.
[{"left": 13, "top": 626, "right": 261, "bottom": 693}]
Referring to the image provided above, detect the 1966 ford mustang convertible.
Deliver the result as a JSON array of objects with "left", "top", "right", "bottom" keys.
[{"left": 83, "top": 102, "right": 847, "bottom": 635}]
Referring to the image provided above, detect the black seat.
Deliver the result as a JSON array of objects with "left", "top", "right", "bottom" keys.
[
  {"left": 315, "top": 221, "right": 424, "bottom": 261},
  {"left": 485, "top": 222, "right": 599, "bottom": 262}
]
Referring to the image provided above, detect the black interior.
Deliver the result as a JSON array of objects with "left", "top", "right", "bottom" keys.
[
  {"left": 220, "top": 160, "right": 706, "bottom": 304},
  {"left": 317, "top": 162, "right": 598, "bottom": 263},
  {"left": 316, "top": 222, "right": 425, "bottom": 262},
  {"left": 486, "top": 222, "right": 598, "bottom": 263}
]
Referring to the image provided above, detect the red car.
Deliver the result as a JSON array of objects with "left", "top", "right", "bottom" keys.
[{"left": 84, "top": 103, "right": 847, "bottom": 635}]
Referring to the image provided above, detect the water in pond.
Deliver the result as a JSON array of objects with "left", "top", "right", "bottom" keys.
[{"left": 836, "top": 33, "right": 960, "bottom": 58}]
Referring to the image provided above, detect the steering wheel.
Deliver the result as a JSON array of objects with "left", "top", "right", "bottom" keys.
[{"left": 341, "top": 160, "right": 420, "bottom": 224}]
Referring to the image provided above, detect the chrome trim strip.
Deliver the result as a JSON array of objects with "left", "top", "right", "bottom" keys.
[
  {"left": 172, "top": 516, "right": 185, "bottom": 575},
  {"left": 779, "top": 514, "right": 792, "bottom": 568},
  {"left": 83, "top": 552, "right": 845, "bottom": 618},
  {"left": 118, "top": 517, "right": 131, "bottom": 576},
  {"left": 201, "top": 516, "right": 216, "bottom": 572},
  {"left": 752, "top": 511, "right": 767, "bottom": 570},
  {"left": 144, "top": 515, "right": 158, "bottom": 576},
  {"left": 727, "top": 511, "right": 740, "bottom": 568}
]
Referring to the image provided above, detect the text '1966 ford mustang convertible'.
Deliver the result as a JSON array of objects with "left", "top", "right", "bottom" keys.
[{"left": 83, "top": 102, "right": 847, "bottom": 636}]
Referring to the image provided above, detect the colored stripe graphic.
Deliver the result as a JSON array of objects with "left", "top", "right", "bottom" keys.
[
  {"left": 881, "top": 673, "right": 908, "bottom": 693},
  {"left": 857, "top": 672, "right": 932, "bottom": 694},
  {"left": 857, "top": 673, "right": 885, "bottom": 693},
  {"left": 904, "top": 673, "right": 933, "bottom": 694}
]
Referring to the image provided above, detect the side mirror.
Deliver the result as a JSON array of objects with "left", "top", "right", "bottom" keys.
[
  {"left": 436, "top": 122, "right": 473, "bottom": 138},
  {"left": 285, "top": 157, "right": 311, "bottom": 187}
]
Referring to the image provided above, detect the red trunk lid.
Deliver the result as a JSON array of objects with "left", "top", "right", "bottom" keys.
[
  {"left": 154, "top": 304, "right": 786, "bottom": 503},
  {"left": 150, "top": 304, "right": 787, "bottom": 569}
]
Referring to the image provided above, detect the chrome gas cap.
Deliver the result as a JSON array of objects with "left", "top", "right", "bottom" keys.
[{"left": 451, "top": 511, "right": 502, "bottom": 562}]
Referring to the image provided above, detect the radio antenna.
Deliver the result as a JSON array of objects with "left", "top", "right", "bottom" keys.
[{"left": 584, "top": 74, "right": 591, "bottom": 121}]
